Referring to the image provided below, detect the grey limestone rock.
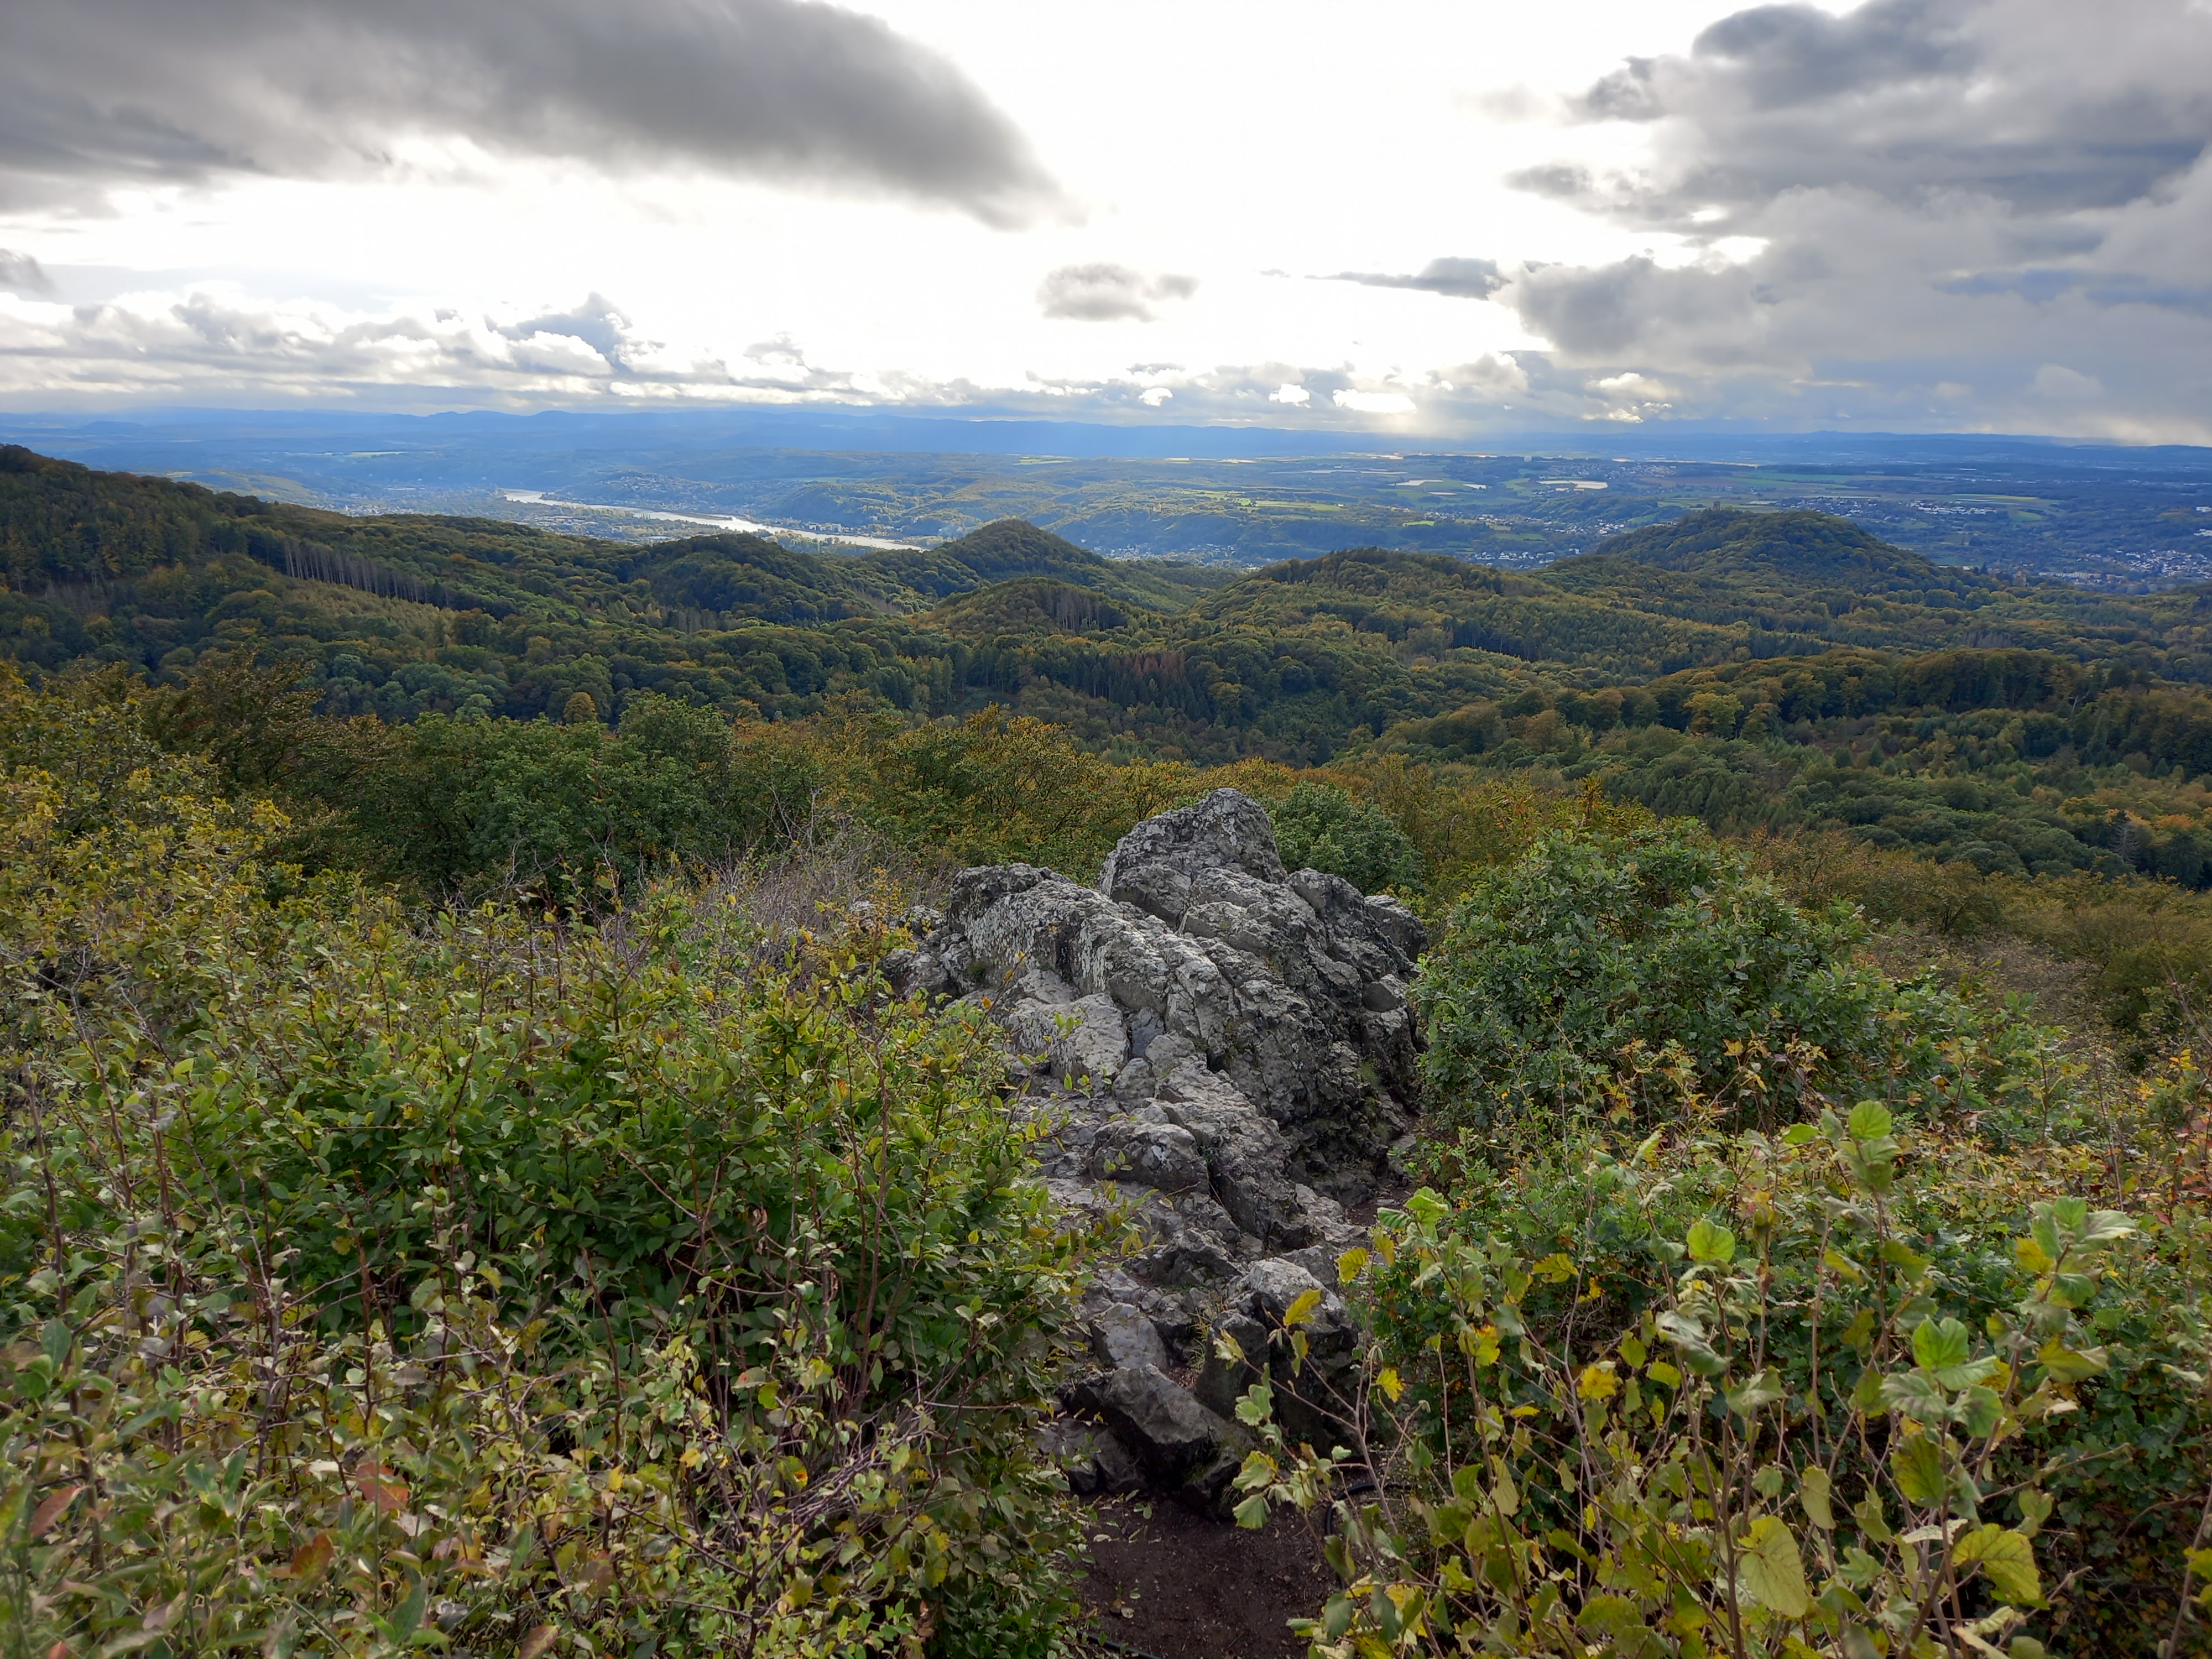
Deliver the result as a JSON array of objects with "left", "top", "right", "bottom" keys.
[
  {"left": 891, "top": 789, "right": 1428, "bottom": 1501},
  {"left": 1088, "top": 1301, "right": 1171, "bottom": 1371},
  {"left": 1099, "top": 787, "right": 1286, "bottom": 925},
  {"left": 1065, "top": 1363, "right": 1252, "bottom": 1514}
]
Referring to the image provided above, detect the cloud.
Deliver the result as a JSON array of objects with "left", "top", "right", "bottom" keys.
[
  {"left": 2032, "top": 363, "right": 2103, "bottom": 401},
  {"left": 1487, "top": 0, "right": 2212, "bottom": 441},
  {"left": 1562, "top": 0, "right": 2206, "bottom": 220},
  {"left": 0, "top": 251, "right": 54, "bottom": 295},
  {"left": 1268, "top": 382, "right": 1311, "bottom": 405},
  {"left": 1037, "top": 264, "right": 1199, "bottom": 322},
  {"left": 1333, "top": 388, "right": 1415, "bottom": 415},
  {"left": 0, "top": 284, "right": 914, "bottom": 408},
  {"left": 1445, "top": 354, "right": 1531, "bottom": 398},
  {"left": 0, "top": 0, "right": 1058, "bottom": 225},
  {"left": 1326, "top": 257, "right": 1505, "bottom": 299}
]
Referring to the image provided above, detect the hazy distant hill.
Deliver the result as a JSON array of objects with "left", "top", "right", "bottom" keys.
[{"left": 9, "top": 445, "right": 2212, "bottom": 784}]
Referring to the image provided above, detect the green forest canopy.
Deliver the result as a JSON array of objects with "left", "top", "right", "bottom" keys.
[{"left": 15, "top": 444, "right": 2212, "bottom": 887}]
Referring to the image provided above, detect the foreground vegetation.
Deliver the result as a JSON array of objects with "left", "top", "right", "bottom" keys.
[
  {"left": 14, "top": 453, "right": 2212, "bottom": 1653},
  {"left": 1239, "top": 825, "right": 2212, "bottom": 1657},
  {"left": 0, "top": 672, "right": 1091, "bottom": 1657}
]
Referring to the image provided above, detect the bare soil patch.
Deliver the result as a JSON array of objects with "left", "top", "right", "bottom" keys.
[{"left": 1068, "top": 1494, "right": 1335, "bottom": 1659}]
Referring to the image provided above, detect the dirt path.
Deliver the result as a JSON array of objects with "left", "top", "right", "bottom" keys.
[{"left": 1071, "top": 1494, "right": 1337, "bottom": 1659}]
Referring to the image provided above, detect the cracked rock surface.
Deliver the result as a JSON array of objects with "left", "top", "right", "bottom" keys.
[{"left": 889, "top": 788, "right": 1426, "bottom": 1510}]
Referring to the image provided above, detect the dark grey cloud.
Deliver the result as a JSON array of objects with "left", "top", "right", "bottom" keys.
[
  {"left": 1554, "top": 0, "right": 2211, "bottom": 223},
  {"left": 1327, "top": 257, "right": 1505, "bottom": 299},
  {"left": 1037, "top": 264, "right": 1199, "bottom": 322},
  {"left": 1489, "top": 0, "right": 2212, "bottom": 440},
  {"left": 1589, "top": 1, "right": 1978, "bottom": 119},
  {"left": 0, "top": 251, "right": 54, "bottom": 295},
  {"left": 0, "top": 0, "right": 1057, "bottom": 225}
]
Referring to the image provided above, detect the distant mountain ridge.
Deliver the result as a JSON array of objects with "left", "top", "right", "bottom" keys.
[{"left": 6, "top": 444, "right": 2210, "bottom": 773}]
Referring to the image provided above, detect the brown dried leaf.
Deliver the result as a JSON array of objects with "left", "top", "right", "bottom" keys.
[
  {"left": 284, "top": 1531, "right": 335, "bottom": 1582},
  {"left": 28, "top": 1486, "right": 82, "bottom": 1538},
  {"left": 352, "top": 1459, "right": 410, "bottom": 1514}
]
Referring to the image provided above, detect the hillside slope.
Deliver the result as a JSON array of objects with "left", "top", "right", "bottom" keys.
[{"left": 9, "top": 445, "right": 2212, "bottom": 780}]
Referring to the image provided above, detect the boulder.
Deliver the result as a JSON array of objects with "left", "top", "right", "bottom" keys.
[
  {"left": 1099, "top": 787, "right": 1286, "bottom": 925},
  {"left": 1065, "top": 1363, "right": 1252, "bottom": 1514},
  {"left": 1088, "top": 1301, "right": 1171, "bottom": 1371},
  {"left": 890, "top": 789, "right": 1427, "bottom": 1501}
]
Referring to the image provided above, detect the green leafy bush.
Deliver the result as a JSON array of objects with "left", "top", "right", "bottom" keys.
[
  {"left": 1417, "top": 824, "right": 2077, "bottom": 1139},
  {"left": 1233, "top": 1112, "right": 2212, "bottom": 1656},
  {"left": 0, "top": 670, "right": 1087, "bottom": 1658},
  {"left": 1267, "top": 781, "right": 1423, "bottom": 895}
]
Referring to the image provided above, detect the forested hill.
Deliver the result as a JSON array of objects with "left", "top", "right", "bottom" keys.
[
  {"left": 0, "top": 443, "right": 1225, "bottom": 622},
  {"left": 23, "top": 440, "right": 2212, "bottom": 884},
  {"left": 8, "top": 441, "right": 2212, "bottom": 718}
]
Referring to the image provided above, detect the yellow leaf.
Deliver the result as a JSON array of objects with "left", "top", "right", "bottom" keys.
[
  {"left": 1577, "top": 1361, "right": 1620, "bottom": 1401},
  {"left": 1738, "top": 1515, "right": 1812, "bottom": 1618},
  {"left": 1281, "top": 1288, "right": 1323, "bottom": 1330},
  {"left": 1954, "top": 1525, "right": 2044, "bottom": 1606},
  {"left": 1377, "top": 1366, "right": 1405, "bottom": 1404}
]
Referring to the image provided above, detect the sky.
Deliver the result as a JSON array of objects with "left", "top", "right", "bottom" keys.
[{"left": 1, "top": 0, "right": 2208, "bottom": 442}]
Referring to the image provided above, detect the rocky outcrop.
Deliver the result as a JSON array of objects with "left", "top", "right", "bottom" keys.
[{"left": 889, "top": 788, "right": 1426, "bottom": 1511}]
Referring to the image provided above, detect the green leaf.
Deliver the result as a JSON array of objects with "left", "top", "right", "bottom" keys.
[
  {"left": 1404, "top": 1187, "right": 1448, "bottom": 1228},
  {"left": 1233, "top": 1494, "right": 1268, "bottom": 1530},
  {"left": 2077, "top": 1209, "right": 2135, "bottom": 1248},
  {"left": 2034, "top": 1337, "right": 2109, "bottom": 1383},
  {"left": 1727, "top": 1368, "right": 1784, "bottom": 1416},
  {"left": 1892, "top": 1434, "right": 1948, "bottom": 1506},
  {"left": 1846, "top": 1102, "right": 1894, "bottom": 1140},
  {"left": 1957, "top": 1385, "right": 2004, "bottom": 1438},
  {"left": 1576, "top": 1593, "right": 1648, "bottom": 1636},
  {"left": 1234, "top": 1381, "right": 1274, "bottom": 1426},
  {"left": 1800, "top": 1466, "right": 1835, "bottom": 1531},
  {"left": 387, "top": 1578, "right": 427, "bottom": 1643},
  {"left": 1880, "top": 1370, "right": 1948, "bottom": 1421},
  {"left": 1738, "top": 1515, "right": 1812, "bottom": 1618},
  {"left": 1687, "top": 1217, "right": 1736, "bottom": 1264},
  {"left": 1656, "top": 1307, "right": 1729, "bottom": 1375},
  {"left": 1912, "top": 1316, "right": 1969, "bottom": 1375},
  {"left": 1954, "top": 1524, "right": 2044, "bottom": 1606}
]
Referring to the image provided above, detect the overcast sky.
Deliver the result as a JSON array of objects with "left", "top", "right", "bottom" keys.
[{"left": 1, "top": 0, "right": 2207, "bottom": 441}]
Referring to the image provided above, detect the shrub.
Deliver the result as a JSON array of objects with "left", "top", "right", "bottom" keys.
[
  {"left": 1233, "top": 1112, "right": 2212, "bottom": 1656},
  {"left": 1417, "top": 823, "right": 2078, "bottom": 1141},
  {"left": 0, "top": 671, "right": 1086, "bottom": 1658},
  {"left": 1267, "top": 781, "right": 1424, "bottom": 895}
]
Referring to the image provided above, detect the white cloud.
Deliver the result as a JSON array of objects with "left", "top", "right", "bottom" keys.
[
  {"left": 1037, "top": 264, "right": 1199, "bottom": 322},
  {"left": 2032, "top": 363, "right": 2104, "bottom": 401},
  {"left": 0, "top": 0, "right": 2203, "bottom": 440},
  {"left": 1138, "top": 385, "right": 1172, "bottom": 405},
  {"left": 1333, "top": 388, "right": 1416, "bottom": 415}
]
